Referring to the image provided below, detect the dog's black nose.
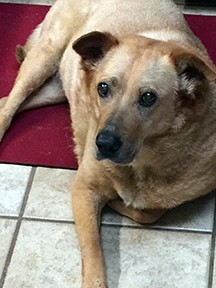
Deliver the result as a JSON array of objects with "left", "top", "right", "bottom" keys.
[{"left": 96, "top": 132, "right": 122, "bottom": 159}]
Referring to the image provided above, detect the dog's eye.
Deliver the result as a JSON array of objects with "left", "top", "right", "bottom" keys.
[
  {"left": 139, "top": 91, "right": 157, "bottom": 107},
  {"left": 97, "top": 82, "right": 110, "bottom": 98}
]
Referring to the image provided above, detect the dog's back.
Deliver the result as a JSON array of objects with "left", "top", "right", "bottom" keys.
[{"left": 67, "top": 0, "right": 208, "bottom": 54}]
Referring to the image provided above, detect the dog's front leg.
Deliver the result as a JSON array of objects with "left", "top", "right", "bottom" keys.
[{"left": 72, "top": 172, "right": 108, "bottom": 288}]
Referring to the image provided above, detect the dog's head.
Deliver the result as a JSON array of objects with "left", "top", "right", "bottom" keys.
[{"left": 73, "top": 31, "right": 216, "bottom": 164}]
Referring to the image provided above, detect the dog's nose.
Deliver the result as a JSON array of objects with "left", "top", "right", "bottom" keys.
[{"left": 96, "top": 132, "right": 122, "bottom": 158}]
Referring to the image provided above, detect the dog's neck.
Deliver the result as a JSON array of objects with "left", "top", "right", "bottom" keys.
[
  {"left": 138, "top": 30, "right": 208, "bottom": 59},
  {"left": 139, "top": 30, "right": 187, "bottom": 43}
]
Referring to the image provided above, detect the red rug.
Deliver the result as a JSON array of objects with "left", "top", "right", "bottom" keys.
[{"left": 0, "top": 3, "right": 216, "bottom": 168}]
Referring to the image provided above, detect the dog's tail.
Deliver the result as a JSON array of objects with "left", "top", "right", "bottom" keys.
[{"left": 15, "top": 44, "right": 26, "bottom": 64}]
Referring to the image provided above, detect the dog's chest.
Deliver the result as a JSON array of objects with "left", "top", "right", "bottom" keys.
[
  {"left": 113, "top": 165, "right": 216, "bottom": 210},
  {"left": 112, "top": 170, "right": 167, "bottom": 209},
  {"left": 113, "top": 178, "right": 182, "bottom": 210}
]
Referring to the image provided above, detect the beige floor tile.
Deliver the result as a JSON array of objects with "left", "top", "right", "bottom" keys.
[
  {"left": 211, "top": 240, "right": 216, "bottom": 288},
  {"left": 1, "top": 0, "right": 216, "bottom": 16},
  {"left": 102, "top": 226, "right": 211, "bottom": 288},
  {"left": 0, "top": 164, "right": 32, "bottom": 216},
  {"left": 184, "top": 7, "right": 216, "bottom": 15},
  {"left": 0, "top": 219, "right": 17, "bottom": 276},
  {"left": 102, "top": 191, "right": 215, "bottom": 232},
  {"left": 0, "top": 0, "right": 54, "bottom": 4},
  {"left": 3, "top": 220, "right": 81, "bottom": 288},
  {"left": 3, "top": 220, "right": 211, "bottom": 288},
  {"left": 153, "top": 191, "right": 215, "bottom": 232},
  {"left": 24, "top": 167, "right": 76, "bottom": 220}
]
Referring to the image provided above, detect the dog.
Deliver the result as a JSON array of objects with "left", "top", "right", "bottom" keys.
[{"left": 1, "top": 0, "right": 216, "bottom": 287}]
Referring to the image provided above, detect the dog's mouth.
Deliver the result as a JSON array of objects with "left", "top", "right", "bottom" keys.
[{"left": 95, "top": 131, "right": 138, "bottom": 164}]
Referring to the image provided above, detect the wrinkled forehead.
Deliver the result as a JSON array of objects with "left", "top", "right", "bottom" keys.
[{"left": 96, "top": 42, "right": 179, "bottom": 93}]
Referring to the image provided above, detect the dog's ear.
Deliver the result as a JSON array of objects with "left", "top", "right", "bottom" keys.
[
  {"left": 169, "top": 49, "right": 216, "bottom": 131},
  {"left": 170, "top": 49, "right": 216, "bottom": 96},
  {"left": 72, "top": 31, "right": 119, "bottom": 70}
]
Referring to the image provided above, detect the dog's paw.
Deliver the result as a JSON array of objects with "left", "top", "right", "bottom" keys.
[
  {"left": 82, "top": 283, "right": 107, "bottom": 288},
  {"left": 0, "top": 108, "right": 11, "bottom": 142},
  {"left": 0, "top": 97, "right": 7, "bottom": 109},
  {"left": 0, "top": 120, "right": 7, "bottom": 142},
  {"left": 82, "top": 278, "right": 107, "bottom": 288}
]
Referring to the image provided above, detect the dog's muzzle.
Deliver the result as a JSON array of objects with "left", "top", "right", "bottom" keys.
[
  {"left": 96, "top": 131, "right": 122, "bottom": 161},
  {"left": 95, "top": 124, "right": 138, "bottom": 164}
]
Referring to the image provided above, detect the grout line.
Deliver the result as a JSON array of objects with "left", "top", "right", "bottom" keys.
[
  {"left": 19, "top": 167, "right": 37, "bottom": 216},
  {"left": 0, "top": 215, "right": 211, "bottom": 235},
  {"left": 0, "top": 161, "right": 77, "bottom": 171},
  {"left": 22, "top": 216, "right": 75, "bottom": 224},
  {"left": 101, "top": 222, "right": 213, "bottom": 235},
  {"left": 0, "top": 216, "right": 18, "bottom": 221},
  {"left": 207, "top": 196, "right": 216, "bottom": 288},
  {"left": 0, "top": 214, "right": 213, "bottom": 235},
  {"left": 0, "top": 167, "right": 36, "bottom": 288}
]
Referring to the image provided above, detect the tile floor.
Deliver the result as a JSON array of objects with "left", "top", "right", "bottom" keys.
[
  {"left": 1, "top": 164, "right": 216, "bottom": 288},
  {"left": 0, "top": 165, "right": 216, "bottom": 288},
  {"left": 1, "top": 1, "right": 216, "bottom": 288}
]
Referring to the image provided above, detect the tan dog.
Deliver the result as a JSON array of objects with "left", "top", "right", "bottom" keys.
[{"left": 1, "top": 0, "right": 216, "bottom": 287}]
